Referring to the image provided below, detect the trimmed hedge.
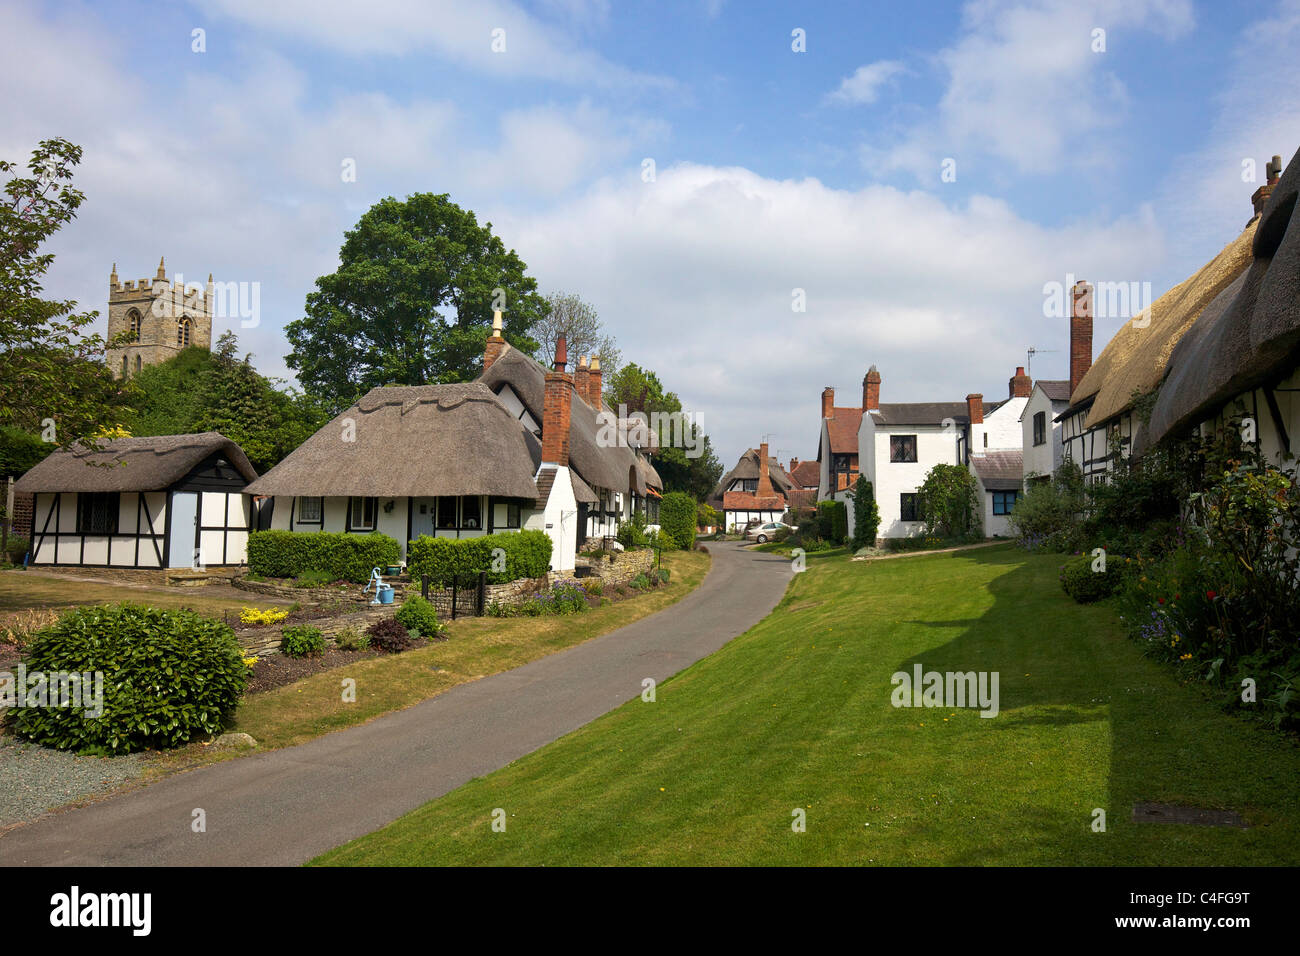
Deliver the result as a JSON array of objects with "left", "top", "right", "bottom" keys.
[
  {"left": 816, "top": 500, "right": 848, "bottom": 545},
  {"left": 247, "top": 530, "right": 400, "bottom": 583},
  {"left": 1059, "top": 552, "right": 1125, "bottom": 603},
  {"left": 9, "top": 603, "right": 246, "bottom": 754},
  {"left": 407, "top": 529, "right": 552, "bottom": 587},
  {"left": 658, "top": 492, "right": 696, "bottom": 550}
]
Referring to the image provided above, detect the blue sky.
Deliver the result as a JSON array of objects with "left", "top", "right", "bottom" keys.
[{"left": 4, "top": 0, "right": 1299, "bottom": 469}]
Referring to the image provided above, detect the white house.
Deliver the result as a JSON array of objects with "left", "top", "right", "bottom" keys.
[
  {"left": 1020, "top": 380, "right": 1070, "bottom": 485},
  {"left": 17, "top": 433, "right": 256, "bottom": 569}
]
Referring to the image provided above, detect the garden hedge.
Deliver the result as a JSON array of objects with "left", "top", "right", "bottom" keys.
[
  {"left": 406, "top": 529, "right": 552, "bottom": 587},
  {"left": 816, "top": 500, "right": 848, "bottom": 544},
  {"left": 246, "top": 530, "right": 400, "bottom": 583},
  {"left": 658, "top": 492, "right": 696, "bottom": 550}
]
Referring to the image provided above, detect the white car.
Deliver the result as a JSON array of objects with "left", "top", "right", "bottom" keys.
[{"left": 745, "top": 521, "right": 792, "bottom": 544}]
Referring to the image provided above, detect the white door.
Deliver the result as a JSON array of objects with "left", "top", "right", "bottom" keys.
[
  {"left": 410, "top": 497, "right": 435, "bottom": 539},
  {"left": 168, "top": 492, "right": 199, "bottom": 568}
]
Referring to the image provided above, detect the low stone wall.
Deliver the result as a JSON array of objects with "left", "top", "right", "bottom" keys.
[
  {"left": 235, "top": 606, "right": 395, "bottom": 657},
  {"left": 422, "top": 576, "right": 548, "bottom": 616},
  {"left": 233, "top": 576, "right": 413, "bottom": 605},
  {"left": 578, "top": 548, "right": 655, "bottom": 587}
]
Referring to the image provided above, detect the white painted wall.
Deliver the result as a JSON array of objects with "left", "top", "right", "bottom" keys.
[
  {"left": 971, "top": 397, "right": 1027, "bottom": 453},
  {"left": 865, "top": 422, "right": 963, "bottom": 538},
  {"left": 540, "top": 466, "right": 578, "bottom": 572},
  {"left": 1021, "top": 388, "right": 1065, "bottom": 482}
]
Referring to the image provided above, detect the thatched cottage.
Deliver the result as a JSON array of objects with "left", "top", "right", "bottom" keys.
[
  {"left": 246, "top": 315, "right": 662, "bottom": 572},
  {"left": 15, "top": 432, "right": 257, "bottom": 569}
]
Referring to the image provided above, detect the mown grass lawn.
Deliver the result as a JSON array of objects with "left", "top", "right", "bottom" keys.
[
  {"left": 314, "top": 544, "right": 1300, "bottom": 866},
  {"left": 0, "top": 570, "right": 290, "bottom": 617}
]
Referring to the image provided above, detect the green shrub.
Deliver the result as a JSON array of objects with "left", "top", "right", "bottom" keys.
[
  {"left": 247, "top": 530, "right": 400, "bottom": 583},
  {"left": 1059, "top": 552, "right": 1125, "bottom": 603},
  {"left": 366, "top": 618, "right": 415, "bottom": 653},
  {"left": 280, "top": 624, "right": 325, "bottom": 658},
  {"left": 1011, "top": 463, "right": 1086, "bottom": 552},
  {"left": 629, "top": 572, "right": 650, "bottom": 590},
  {"left": 616, "top": 512, "right": 649, "bottom": 550},
  {"left": 9, "top": 604, "right": 246, "bottom": 754},
  {"left": 584, "top": 578, "right": 604, "bottom": 597},
  {"left": 658, "top": 492, "right": 696, "bottom": 549},
  {"left": 294, "top": 569, "right": 334, "bottom": 588},
  {"left": 333, "top": 625, "right": 370, "bottom": 651},
  {"left": 657, "top": 568, "right": 670, "bottom": 584},
  {"left": 851, "top": 476, "right": 880, "bottom": 551},
  {"left": 646, "top": 528, "right": 676, "bottom": 552},
  {"left": 918, "top": 463, "right": 981, "bottom": 540},
  {"left": 406, "top": 529, "right": 552, "bottom": 588},
  {"left": 394, "top": 596, "right": 445, "bottom": 640},
  {"left": 815, "top": 500, "right": 848, "bottom": 545}
]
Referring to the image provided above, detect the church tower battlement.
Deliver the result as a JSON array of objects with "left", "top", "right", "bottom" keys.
[{"left": 106, "top": 257, "right": 213, "bottom": 378}]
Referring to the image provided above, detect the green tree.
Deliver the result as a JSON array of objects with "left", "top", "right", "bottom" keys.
[
  {"left": 851, "top": 475, "right": 880, "bottom": 551},
  {"left": 285, "top": 193, "right": 546, "bottom": 412},
  {"left": 658, "top": 491, "right": 696, "bottom": 550},
  {"left": 605, "top": 362, "right": 723, "bottom": 500},
  {"left": 0, "top": 138, "right": 128, "bottom": 444},
  {"left": 918, "top": 463, "right": 982, "bottom": 540}
]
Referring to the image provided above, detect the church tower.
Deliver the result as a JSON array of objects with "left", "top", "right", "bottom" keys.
[{"left": 107, "top": 258, "right": 213, "bottom": 378}]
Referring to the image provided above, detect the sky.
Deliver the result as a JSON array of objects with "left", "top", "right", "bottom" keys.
[{"left": 4, "top": 0, "right": 1299, "bottom": 471}]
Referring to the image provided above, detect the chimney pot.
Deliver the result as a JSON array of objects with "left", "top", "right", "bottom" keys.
[
  {"left": 588, "top": 356, "right": 602, "bottom": 412},
  {"left": 554, "top": 335, "right": 568, "bottom": 372},
  {"left": 1009, "top": 365, "right": 1032, "bottom": 399}
]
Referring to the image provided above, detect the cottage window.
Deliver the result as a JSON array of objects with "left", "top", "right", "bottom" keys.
[
  {"left": 461, "top": 496, "right": 482, "bottom": 529},
  {"left": 504, "top": 502, "right": 521, "bottom": 529},
  {"left": 436, "top": 496, "right": 458, "bottom": 530},
  {"left": 121, "top": 356, "right": 128, "bottom": 377},
  {"left": 349, "top": 496, "right": 377, "bottom": 531},
  {"left": 899, "top": 493, "right": 920, "bottom": 522},
  {"left": 77, "top": 492, "right": 119, "bottom": 535},
  {"left": 992, "top": 490, "right": 1020, "bottom": 515},
  {"left": 297, "top": 496, "right": 323, "bottom": 523},
  {"left": 890, "top": 435, "right": 918, "bottom": 463},
  {"left": 1033, "top": 412, "right": 1046, "bottom": 447}
]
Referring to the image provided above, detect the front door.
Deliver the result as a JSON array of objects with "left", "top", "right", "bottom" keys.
[
  {"left": 410, "top": 497, "right": 435, "bottom": 539},
  {"left": 168, "top": 492, "right": 199, "bottom": 568}
]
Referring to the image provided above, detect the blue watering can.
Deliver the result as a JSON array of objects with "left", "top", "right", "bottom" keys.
[{"left": 364, "top": 567, "right": 394, "bottom": 605}]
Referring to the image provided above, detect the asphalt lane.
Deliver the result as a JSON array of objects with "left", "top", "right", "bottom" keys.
[{"left": 0, "top": 541, "right": 791, "bottom": 866}]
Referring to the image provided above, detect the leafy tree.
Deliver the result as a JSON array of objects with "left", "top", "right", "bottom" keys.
[
  {"left": 285, "top": 193, "right": 546, "bottom": 412},
  {"left": 917, "top": 463, "right": 982, "bottom": 539},
  {"left": 0, "top": 138, "right": 129, "bottom": 444},
  {"left": 658, "top": 491, "right": 696, "bottom": 550},
  {"left": 121, "top": 332, "right": 327, "bottom": 473},
  {"left": 605, "top": 362, "right": 723, "bottom": 500},
  {"left": 696, "top": 501, "right": 720, "bottom": 530},
  {"left": 851, "top": 475, "right": 880, "bottom": 551},
  {"left": 531, "top": 291, "right": 620, "bottom": 377}
]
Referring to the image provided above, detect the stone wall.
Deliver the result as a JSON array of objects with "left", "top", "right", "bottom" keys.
[
  {"left": 235, "top": 606, "right": 395, "bottom": 657},
  {"left": 423, "top": 575, "right": 548, "bottom": 616},
  {"left": 579, "top": 548, "right": 655, "bottom": 587},
  {"left": 233, "top": 576, "right": 413, "bottom": 605}
]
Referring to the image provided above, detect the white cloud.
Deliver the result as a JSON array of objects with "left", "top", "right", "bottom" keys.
[
  {"left": 826, "top": 60, "right": 905, "bottom": 106},
  {"left": 866, "top": 0, "right": 1194, "bottom": 179},
  {"left": 193, "top": 0, "right": 672, "bottom": 90}
]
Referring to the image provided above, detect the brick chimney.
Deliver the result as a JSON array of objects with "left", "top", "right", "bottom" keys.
[
  {"left": 484, "top": 309, "right": 507, "bottom": 371},
  {"left": 1070, "top": 279, "right": 1093, "bottom": 398},
  {"left": 966, "top": 393, "right": 984, "bottom": 425},
  {"left": 1251, "top": 154, "right": 1283, "bottom": 217},
  {"left": 863, "top": 365, "right": 881, "bottom": 411},
  {"left": 542, "top": 336, "right": 572, "bottom": 466},
  {"left": 1009, "top": 366, "right": 1032, "bottom": 398},
  {"left": 575, "top": 355, "right": 590, "bottom": 405},
  {"left": 588, "top": 356, "right": 602, "bottom": 412},
  {"left": 756, "top": 442, "right": 774, "bottom": 497},
  {"left": 821, "top": 387, "right": 835, "bottom": 420}
]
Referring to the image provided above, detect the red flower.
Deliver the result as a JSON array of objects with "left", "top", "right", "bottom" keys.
[
  {"left": 1157, "top": 597, "right": 1165, "bottom": 605},
  {"left": 1207, "top": 590, "right": 1217, "bottom": 601},
  {"left": 1174, "top": 594, "right": 1180, "bottom": 601}
]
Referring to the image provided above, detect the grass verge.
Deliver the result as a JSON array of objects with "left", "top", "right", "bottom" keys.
[{"left": 313, "top": 543, "right": 1300, "bottom": 866}]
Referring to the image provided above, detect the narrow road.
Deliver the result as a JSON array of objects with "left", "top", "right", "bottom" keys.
[{"left": 0, "top": 542, "right": 791, "bottom": 866}]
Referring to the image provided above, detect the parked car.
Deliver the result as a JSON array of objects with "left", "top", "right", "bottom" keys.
[{"left": 745, "top": 521, "right": 793, "bottom": 544}]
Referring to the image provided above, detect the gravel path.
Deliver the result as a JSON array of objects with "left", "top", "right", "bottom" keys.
[{"left": 0, "top": 734, "right": 146, "bottom": 828}]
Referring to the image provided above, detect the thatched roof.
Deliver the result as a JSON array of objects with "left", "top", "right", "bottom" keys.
[
  {"left": 15, "top": 432, "right": 256, "bottom": 494},
  {"left": 1075, "top": 222, "right": 1257, "bottom": 429},
  {"left": 711, "top": 448, "right": 794, "bottom": 500},
  {"left": 1145, "top": 146, "right": 1300, "bottom": 448},
  {"left": 479, "top": 346, "right": 643, "bottom": 494},
  {"left": 245, "top": 384, "right": 540, "bottom": 500}
]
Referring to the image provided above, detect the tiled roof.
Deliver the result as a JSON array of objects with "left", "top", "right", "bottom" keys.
[
  {"left": 870, "top": 402, "right": 972, "bottom": 426},
  {"left": 789, "top": 460, "right": 820, "bottom": 488},
  {"left": 970, "top": 450, "right": 1023, "bottom": 490},
  {"left": 826, "top": 407, "right": 861, "bottom": 454},
  {"left": 1037, "top": 380, "right": 1071, "bottom": 402},
  {"left": 723, "top": 490, "right": 786, "bottom": 512}
]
